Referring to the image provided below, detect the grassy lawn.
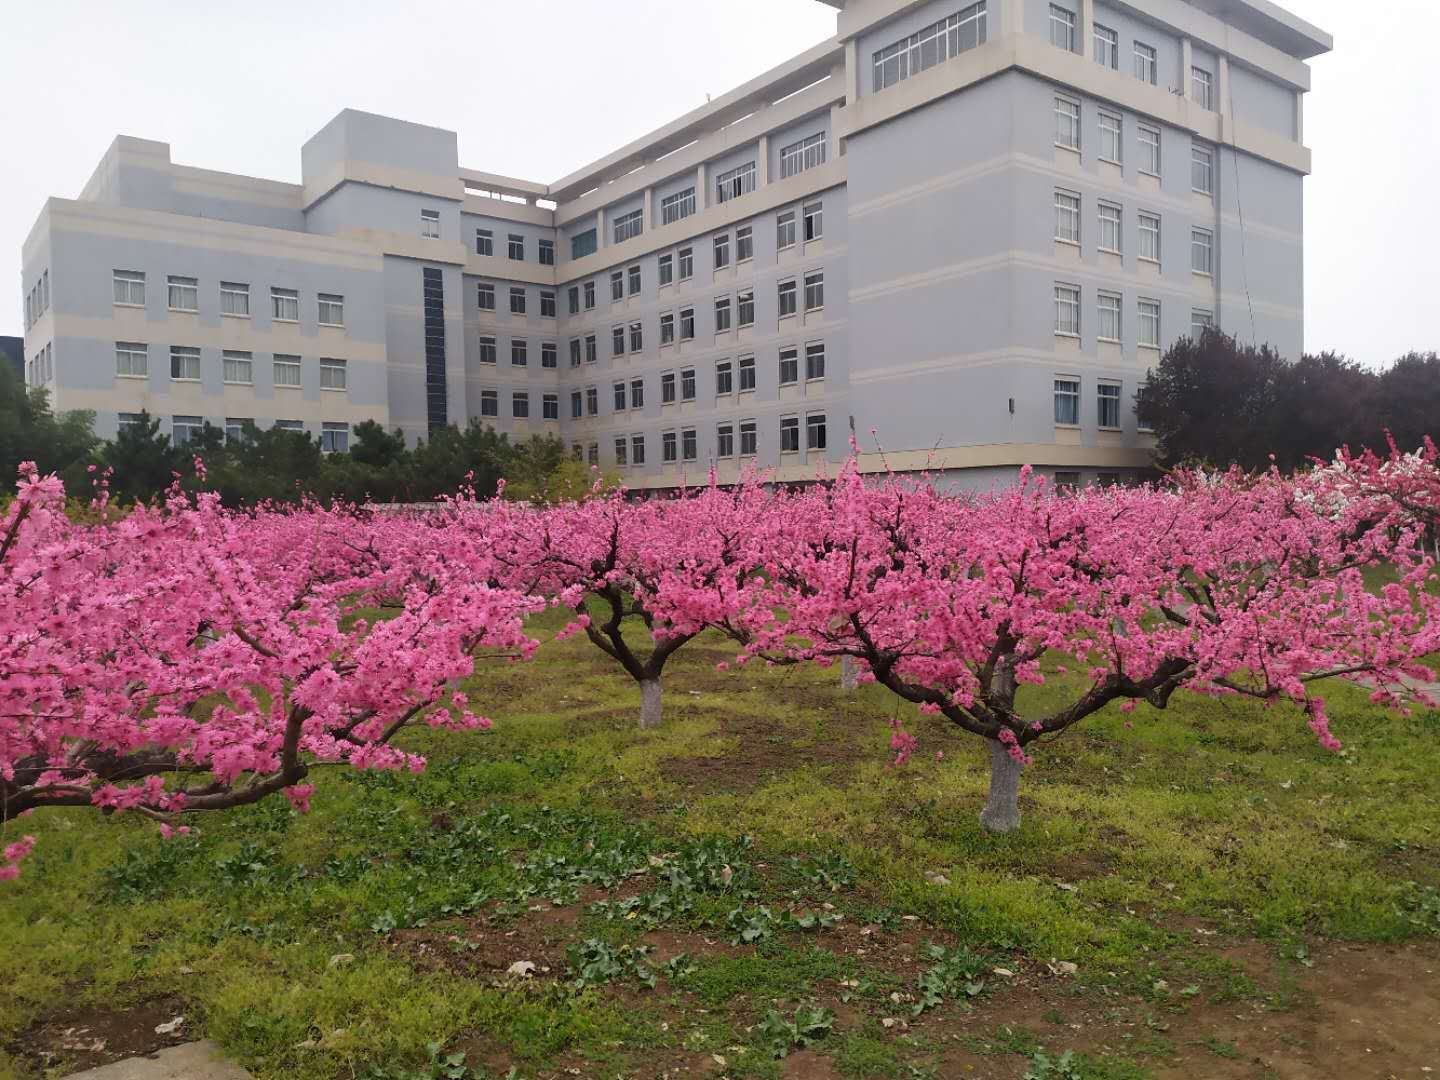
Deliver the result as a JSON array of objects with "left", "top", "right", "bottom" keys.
[{"left": 2, "top": 611, "right": 1438, "bottom": 1079}]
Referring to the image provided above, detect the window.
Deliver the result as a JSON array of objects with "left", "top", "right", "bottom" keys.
[
  {"left": 611, "top": 271, "right": 624, "bottom": 302},
  {"left": 221, "top": 281, "right": 250, "bottom": 317},
  {"left": 1054, "top": 283, "right": 1081, "bottom": 336},
  {"left": 271, "top": 288, "right": 299, "bottom": 321},
  {"left": 777, "top": 210, "right": 797, "bottom": 250},
  {"left": 584, "top": 281, "right": 596, "bottom": 309},
  {"left": 223, "top": 350, "right": 253, "bottom": 385},
  {"left": 1055, "top": 96, "right": 1081, "bottom": 149},
  {"left": 480, "top": 336, "right": 498, "bottom": 364},
  {"left": 481, "top": 390, "right": 499, "bottom": 417},
  {"left": 661, "top": 371, "right": 677, "bottom": 404},
  {"left": 569, "top": 286, "right": 580, "bottom": 314},
  {"left": 1054, "top": 189, "right": 1081, "bottom": 243},
  {"left": 807, "top": 412, "right": 827, "bottom": 451},
  {"left": 1191, "top": 228, "right": 1213, "bottom": 275},
  {"left": 662, "top": 430, "right": 678, "bottom": 463},
  {"left": 678, "top": 247, "right": 694, "bottom": 280},
  {"left": 805, "top": 341, "right": 826, "bottom": 381},
  {"left": 709, "top": 236, "right": 730, "bottom": 273},
  {"left": 681, "top": 427, "right": 698, "bottom": 462},
  {"left": 779, "top": 132, "right": 827, "bottom": 179},
  {"left": 1097, "top": 292, "right": 1122, "bottom": 342},
  {"left": 572, "top": 229, "right": 597, "bottom": 260},
  {"left": 586, "top": 385, "right": 599, "bottom": 416},
  {"left": 779, "top": 347, "right": 799, "bottom": 386},
  {"left": 717, "top": 422, "right": 734, "bottom": 457},
  {"left": 1055, "top": 471, "right": 1081, "bottom": 491},
  {"left": 660, "top": 311, "right": 676, "bottom": 345},
  {"left": 321, "top": 423, "right": 349, "bottom": 453},
  {"left": 1094, "top": 23, "right": 1118, "bottom": 68},
  {"left": 1054, "top": 377, "right": 1080, "bottom": 424},
  {"left": 587, "top": 443, "right": 600, "bottom": 466},
  {"left": 716, "top": 360, "right": 733, "bottom": 395},
  {"left": 658, "top": 254, "right": 674, "bottom": 288},
  {"left": 1098, "top": 110, "right": 1122, "bottom": 163},
  {"left": 543, "top": 393, "right": 559, "bottom": 420},
  {"left": 571, "top": 390, "right": 583, "bottom": 419},
  {"left": 739, "top": 355, "right": 756, "bottom": 392},
  {"left": 778, "top": 279, "right": 798, "bottom": 318},
  {"left": 740, "top": 419, "right": 758, "bottom": 455},
  {"left": 172, "top": 416, "right": 204, "bottom": 445},
  {"left": 715, "top": 296, "right": 732, "bottom": 333},
  {"left": 421, "top": 209, "right": 440, "bottom": 238},
  {"left": 1050, "top": 4, "right": 1076, "bottom": 51},
  {"left": 736, "top": 225, "right": 754, "bottom": 262},
  {"left": 224, "top": 418, "right": 248, "bottom": 443},
  {"left": 538, "top": 239, "right": 555, "bottom": 266},
  {"left": 1134, "top": 41, "right": 1157, "bottom": 84},
  {"left": 630, "top": 321, "right": 643, "bottom": 352},
  {"left": 113, "top": 270, "right": 145, "bottom": 306},
  {"left": 116, "top": 342, "right": 148, "bottom": 378},
  {"left": 317, "top": 293, "right": 344, "bottom": 326},
  {"left": 1138, "top": 125, "right": 1161, "bottom": 175},
  {"left": 510, "top": 287, "right": 527, "bottom": 315},
  {"left": 513, "top": 391, "right": 530, "bottom": 419},
  {"left": 614, "top": 436, "right": 628, "bottom": 467},
  {"left": 1138, "top": 213, "right": 1161, "bottom": 262},
  {"left": 540, "top": 290, "right": 557, "bottom": 318},
  {"left": 714, "top": 163, "right": 757, "bottom": 207},
  {"left": 804, "top": 271, "right": 825, "bottom": 311},
  {"left": 681, "top": 367, "right": 696, "bottom": 401},
  {"left": 661, "top": 187, "right": 696, "bottom": 225},
  {"left": 570, "top": 339, "right": 582, "bottom": 367},
  {"left": 632, "top": 434, "right": 646, "bottom": 465},
  {"left": 680, "top": 307, "right": 695, "bottom": 341},
  {"left": 1098, "top": 202, "right": 1122, "bottom": 253},
  {"left": 780, "top": 415, "right": 800, "bottom": 453},
  {"left": 737, "top": 288, "right": 754, "bottom": 328},
  {"left": 628, "top": 265, "right": 641, "bottom": 296},
  {"left": 614, "top": 382, "right": 628, "bottom": 411},
  {"left": 613, "top": 209, "right": 643, "bottom": 244},
  {"left": 1192, "top": 142, "right": 1214, "bottom": 194},
  {"left": 1192, "top": 66, "right": 1214, "bottom": 110},
  {"left": 872, "top": 2, "right": 987, "bottom": 92},
  {"left": 1138, "top": 298, "right": 1161, "bottom": 347},
  {"left": 801, "top": 204, "right": 824, "bottom": 246},
  {"left": 1097, "top": 382, "right": 1122, "bottom": 428},
  {"left": 167, "top": 275, "right": 198, "bottom": 312},
  {"left": 512, "top": 339, "right": 529, "bottom": 366},
  {"left": 508, "top": 234, "right": 525, "bottom": 260},
  {"left": 1191, "top": 309, "right": 1213, "bottom": 337},
  {"left": 586, "top": 335, "right": 598, "bottom": 363},
  {"left": 541, "top": 342, "right": 558, "bottom": 368},
  {"left": 118, "top": 412, "right": 145, "bottom": 434},
  {"left": 476, "top": 229, "right": 494, "bottom": 256},
  {"left": 478, "top": 283, "right": 496, "bottom": 310},
  {"left": 631, "top": 378, "right": 644, "bottom": 409},
  {"left": 170, "top": 346, "right": 201, "bottom": 381}
]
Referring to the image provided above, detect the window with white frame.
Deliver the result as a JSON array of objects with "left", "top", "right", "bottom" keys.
[
  {"left": 586, "top": 385, "right": 599, "bottom": 416},
  {"left": 614, "top": 435, "right": 628, "bottom": 467},
  {"left": 513, "top": 391, "right": 530, "bottom": 419},
  {"left": 1192, "top": 66, "right": 1214, "bottom": 110},
  {"left": 223, "top": 350, "right": 253, "bottom": 385},
  {"left": 167, "top": 275, "right": 198, "bottom": 311},
  {"left": 661, "top": 187, "right": 696, "bottom": 225},
  {"left": 118, "top": 412, "right": 145, "bottom": 434},
  {"left": 627, "top": 263, "right": 641, "bottom": 294},
  {"left": 321, "top": 422, "right": 349, "bottom": 453},
  {"left": 1138, "top": 298, "right": 1161, "bottom": 347},
  {"left": 739, "top": 355, "right": 756, "bottom": 392},
  {"left": 113, "top": 270, "right": 145, "bottom": 306},
  {"left": 658, "top": 253, "right": 674, "bottom": 286},
  {"left": 541, "top": 290, "right": 557, "bottom": 318},
  {"left": 569, "top": 285, "right": 581, "bottom": 314},
  {"left": 477, "top": 283, "right": 496, "bottom": 310},
  {"left": 1134, "top": 41, "right": 1157, "bottom": 84},
  {"left": 613, "top": 209, "right": 643, "bottom": 244},
  {"left": 224, "top": 418, "right": 248, "bottom": 443},
  {"left": 172, "top": 416, "right": 204, "bottom": 445},
  {"left": 480, "top": 390, "right": 499, "bottom": 417},
  {"left": 1192, "top": 142, "right": 1214, "bottom": 194},
  {"left": 1054, "top": 377, "right": 1080, "bottom": 424},
  {"left": 1055, "top": 96, "right": 1081, "bottom": 149},
  {"left": 1054, "top": 283, "right": 1081, "bottom": 336},
  {"left": 539, "top": 239, "right": 555, "bottom": 266},
  {"left": 1191, "top": 228, "right": 1213, "bottom": 274},
  {"left": 587, "top": 443, "right": 599, "bottom": 466},
  {"left": 739, "top": 419, "right": 757, "bottom": 455},
  {"left": 630, "top": 322, "right": 643, "bottom": 352},
  {"left": 678, "top": 247, "right": 694, "bottom": 279},
  {"left": 543, "top": 393, "right": 559, "bottom": 420},
  {"left": 1050, "top": 4, "right": 1076, "bottom": 50},
  {"left": 1191, "top": 309, "right": 1213, "bottom": 337},
  {"left": 320, "top": 358, "right": 347, "bottom": 390},
  {"left": 1098, "top": 202, "right": 1122, "bottom": 253},
  {"left": 716, "top": 422, "right": 734, "bottom": 457},
  {"left": 513, "top": 339, "right": 529, "bottom": 366},
  {"left": 170, "top": 346, "right": 200, "bottom": 381},
  {"left": 807, "top": 412, "right": 827, "bottom": 451},
  {"left": 508, "top": 234, "right": 525, "bottom": 261},
  {"left": 631, "top": 378, "right": 644, "bottom": 408},
  {"left": 570, "top": 391, "right": 582, "bottom": 419},
  {"left": 779, "top": 132, "right": 827, "bottom": 179},
  {"left": 1054, "top": 189, "right": 1081, "bottom": 243},
  {"left": 1138, "top": 125, "right": 1161, "bottom": 175},
  {"left": 805, "top": 341, "right": 826, "bottom": 381},
  {"left": 871, "top": 2, "right": 987, "bottom": 92},
  {"left": 221, "top": 281, "right": 250, "bottom": 316},
  {"left": 715, "top": 163, "right": 756, "bottom": 205},
  {"left": 660, "top": 312, "right": 675, "bottom": 345},
  {"left": 631, "top": 433, "right": 646, "bottom": 465},
  {"left": 715, "top": 296, "right": 732, "bottom": 333},
  {"left": 777, "top": 210, "right": 797, "bottom": 250},
  {"left": 662, "top": 430, "right": 678, "bottom": 463},
  {"left": 273, "top": 355, "right": 301, "bottom": 387},
  {"left": 421, "top": 209, "right": 440, "bottom": 238},
  {"left": 613, "top": 381, "right": 627, "bottom": 412},
  {"left": 1094, "top": 23, "right": 1118, "bottom": 68},
  {"left": 778, "top": 279, "right": 797, "bottom": 318},
  {"left": 736, "top": 225, "right": 754, "bottom": 262},
  {"left": 318, "top": 293, "right": 344, "bottom": 326},
  {"left": 510, "top": 287, "right": 527, "bottom": 315},
  {"left": 804, "top": 271, "right": 824, "bottom": 311},
  {"left": 572, "top": 229, "right": 597, "bottom": 260},
  {"left": 274, "top": 420, "right": 306, "bottom": 434},
  {"left": 116, "top": 342, "right": 148, "bottom": 378},
  {"left": 610, "top": 270, "right": 624, "bottom": 302},
  {"left": 681, "top": 367, "right": 696, "bottom": 401},
  {"left": 780, "top": 415, "right": 801, "bottom": 453},
  {"left": 480, "top": 336, "right": 497, "bottom": 364},
  {"left": 586, "top": 335, "right": 598, "bottom": 363},
  {"left": 1138, "top": 212, "right": 1161, "bottom": 262},
  {"left": 779, "top": 347, "right": 799, "bottom": 386},
  {"left": 714, "top": 233, "right": 731, "bottom": 269},
  {"left": 737, "top": 288, "right": 754, "bottom": 327},
  {"left": 716, "top": 359, "right": 733, "bottom": 395},
  {"left": 1097, "top": 382, "right": 1122, "bottom": 428},
  {"left": 803, "top": 202, "right": 823, "bottom": 243},
  {"left": 1098, "top": 110, "right": 1122, "bottom": 163},
  {"left": 271, "top": 288, "right": 299, "bottom": 321},
  {"left": 1097, "top": 292, "right": 1122, "bottom": 342},
  {"left": 476, "top": 228, "right": 494, "bottom": 256},
  {"left": 661, "top": 371, "right": 677, "bottom": 404},
  {"left": 680, "top": 307, "right": 695, "bottom": 340}
]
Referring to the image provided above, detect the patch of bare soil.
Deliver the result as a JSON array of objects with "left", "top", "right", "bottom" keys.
[
  {"left": 659, "top": 713, "right": 863, "bottom": 793},
  {"left": 10, "top": 994, "right": 191, "bottom": 1075}
]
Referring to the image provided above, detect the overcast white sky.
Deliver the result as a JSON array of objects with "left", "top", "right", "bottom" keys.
[{"left": 4, "top": 0, "right": 1436, "bottom": 363}]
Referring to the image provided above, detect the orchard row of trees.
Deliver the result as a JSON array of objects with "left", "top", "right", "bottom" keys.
[{"left": 4, "top": 439, "right": 1437, "bottom": 878}]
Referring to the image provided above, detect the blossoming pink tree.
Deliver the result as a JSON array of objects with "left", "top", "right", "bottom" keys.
[
  {"left": 1, "top": 465, "right": 539, "bottom": 879},
  {"left": 725, "top": 463, "right": 1439, "bottom": 832},
  {"left": 1316, "top": 435, "right": 1440, "bottom": 544}
]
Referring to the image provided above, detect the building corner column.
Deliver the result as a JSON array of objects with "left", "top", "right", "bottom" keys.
[
  {"left": 757, "top": 134, "right": 770, "bottom": 187},
  {"left": 1181, "top": 37, "right": 1193, "bottom": 98},
  {"left": 1217, "top": 54, "right": 1232, "bottom": 142},
  {"left": 1079, "top": 0, "right": 1094, "bottom": 56}
]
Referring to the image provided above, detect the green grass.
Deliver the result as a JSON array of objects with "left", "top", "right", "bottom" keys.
[{"left": 1, "top": 609, "right": 1437, "bottom": 1078}]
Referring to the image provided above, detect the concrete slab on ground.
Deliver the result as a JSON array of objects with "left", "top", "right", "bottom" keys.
[{"left": 62, "top": 1041, "right": 253, "bottom": 1080}]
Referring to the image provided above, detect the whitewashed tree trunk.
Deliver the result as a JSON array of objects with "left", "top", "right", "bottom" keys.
[
  {"left": 639, "top": 677, "right": 663, "bottom": 730},
  {"left": 840, "top": 656, "right": 859, "bottom": 694},
  {"left": 978, "top": 740, "right": 1023, "bottom": 833}
]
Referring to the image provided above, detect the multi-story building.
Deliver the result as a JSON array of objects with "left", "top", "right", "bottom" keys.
[{"left": 18, "top": 0, "right": 1329, "bottom": 488}]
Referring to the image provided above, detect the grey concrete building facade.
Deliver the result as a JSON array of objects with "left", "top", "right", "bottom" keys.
[{"left": 18, "top": 0, "right": 1329, "bottom": 487}]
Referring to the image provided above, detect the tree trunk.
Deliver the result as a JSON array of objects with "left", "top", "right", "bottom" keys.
[
  {"left": 978, "top": 739, "right": 1023, "bottom": 833},
  {"left": 639, "top": 677, "right": 663, "bottom": 730},
  {"left": 840, "top": 656, "right": 859, "bottom": 694}
]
